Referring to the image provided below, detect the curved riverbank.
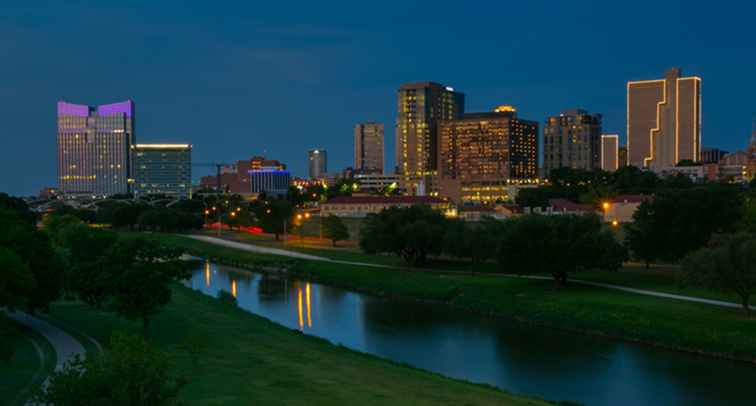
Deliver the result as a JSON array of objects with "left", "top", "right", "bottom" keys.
[{"left": 153, "top": 233, "right": 756, "bottom": 364}]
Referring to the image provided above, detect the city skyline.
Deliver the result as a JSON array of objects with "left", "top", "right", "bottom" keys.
[{"left": 3, "top": 2, "right": 756, "bottom": 195}]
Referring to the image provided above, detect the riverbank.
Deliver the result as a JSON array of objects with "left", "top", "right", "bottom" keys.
[
  {"left": 46, "top": 287, "right": 554, "bottom": 405},
  {"left": 148, "top": 233, "right": 756, "bottom": 363}
]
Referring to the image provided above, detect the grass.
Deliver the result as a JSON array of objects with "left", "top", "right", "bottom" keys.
[
  {"left": 47, "top": 287, "right": 552, "bottom": 406},
  {"left": 146, "top": 233, "right": 756, "bottom": 363},
  {"left": 0, "top": 322, "right": 56, "bottom": 406}
]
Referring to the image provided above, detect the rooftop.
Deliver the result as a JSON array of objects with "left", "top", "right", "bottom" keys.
[{"left": 325, "top": 196, "right": 447, "bottom": 205}]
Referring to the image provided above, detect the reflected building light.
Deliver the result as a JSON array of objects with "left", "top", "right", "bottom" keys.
[
  {"left": 306, "top": 283, "right": 312, "bottom": 328},
  {"left": 297, "top": 288, "right": 304, "bottom": 330},
  {"left": 231, "top": 280, "right": 238, "bottom": 298},
  {"left": 204, "top": 262, "right": 211, "bottom": 288}
]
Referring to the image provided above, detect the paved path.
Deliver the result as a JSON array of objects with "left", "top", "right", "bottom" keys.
[
  {"left": 5, "top": 311, "right": 86, "bottom": 371},
  {"left": 189, "top": 235, "right": 754, "bottom": 311}
]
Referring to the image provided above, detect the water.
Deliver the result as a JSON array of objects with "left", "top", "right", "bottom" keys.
[{"left": 187, "top": 262, "right": 756, "bottom": 406}]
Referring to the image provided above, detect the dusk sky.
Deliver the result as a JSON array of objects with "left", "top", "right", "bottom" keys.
[{"left": 2, "top": 0, "right": 755, "bottom": 196}]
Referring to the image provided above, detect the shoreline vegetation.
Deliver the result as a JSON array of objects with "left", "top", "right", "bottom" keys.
[{"left": 147, "top": 232, "right": 756, "bottom": 365}]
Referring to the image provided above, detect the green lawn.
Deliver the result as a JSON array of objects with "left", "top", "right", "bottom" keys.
[
  {"left": 0, "top": 322, "right": 55, "bottom": 406},
  {"left": 47, "top": 288, "right": 552, "bottom": 406},
  {"left": 148, "top": 233, "right": 756, "bottom": 362}
]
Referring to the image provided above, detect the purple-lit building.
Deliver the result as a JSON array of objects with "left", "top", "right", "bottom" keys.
[{"left": 57, "top": 100, "right": 135, "bottom": 197}]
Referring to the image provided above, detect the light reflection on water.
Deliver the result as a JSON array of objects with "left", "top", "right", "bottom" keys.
[{"left": 185, "top": 261, "right": 756, "bottom": 406}]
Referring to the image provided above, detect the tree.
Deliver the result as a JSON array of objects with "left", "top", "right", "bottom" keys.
[
  {"left": 683, "top": 234, "right": 756, "bottom": 314},
  {"left": 254, "top": 199, "right": 293, "bottom": 240},
  {"left": 105, "top": 238, "right": 187, "bottom": 336},
  {"left": 0, "top": 247, "right": 34, "bottom": 312},
  {"left": 360, "top": 205, "right": 447, "bottom": 266},
  {"left": 623, "top": 202, "right": 664, "bottom": 268},
  {"left": 36, "top": 333, "right": 186, "bottom": 405},
  {"left": 322, "top": 215, "right": 349, "bottom": 246},
  {"left": 498, "top": 214, "right": 625, "bottom": 284}
]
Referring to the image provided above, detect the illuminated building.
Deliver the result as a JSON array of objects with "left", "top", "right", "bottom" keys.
[
  {"left": 354, "top": 122, "right": 384, "bottom": 174},
  {"left": 132, "top": 144, "right": 192, "bottom": 198},
  {"left": 249, "top": 167, "right": 291, "bottom": 198},
  {"left": 437, "top": 107, "right": 538, "bottom": 203},
  {"left": 601, "top": 134, "right": 620, "bottom": 171},
  {"left": 320, "top": 196, "right": 451, "bottom": 218},
  {"left": 57, "top": 100, "right": 135, "bottom": 197},
  {"left": 308, "top": 149, "right": 327, "bottom": 180},
  {"left": 396, "top": 82, "right": 464, "bottom": 194},
  {"left": 543, "top": 109, "right": 602, "bottom": 175},
  {"left": 701, "top": 147, "right": 728, "bottom": 164},
  {"left": 627, "top": 68, "right": 701, "bottom": 170},
  {"left": 199, "top": 156, "right": 285, "bottom": 194}
]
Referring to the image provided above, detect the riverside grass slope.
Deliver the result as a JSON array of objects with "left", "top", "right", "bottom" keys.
[
  {"left": 147, "top": 233, "right": 756, "bottom": 363},
  {"left": 47, "top": 287, "right": 553, "bottom": 406}
]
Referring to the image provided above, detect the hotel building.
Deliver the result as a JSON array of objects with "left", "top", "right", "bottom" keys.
[
  {"left": 437, "top": 106, "right": 538, "bottom": 203},
  {"left": 57, "top": 100, "right": 135, "bottom": 197},
  {"left": 132, "top": 144, "right": 192, "bottom": 199},
  {"left": 543, "top": 109, "right": 602, "bottom": 175},
  {"left": 627, "top": 68, "right": 701, "bottom": 170},
  {"left": 396, "top": 82, "right": 464, "bottom": 194}
]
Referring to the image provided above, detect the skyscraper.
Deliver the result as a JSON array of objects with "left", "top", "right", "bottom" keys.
[
  {"left": 396, "top": 82, "right": 464, "bottom": 194},
  {"left": 132, "top": 144, "right": 191, "bottom": 199},
  {"left": 627, "top": 68, "right": 701, "bottom": 170},
  {"left": 57, "top": 100, "right": 135, "bottom": 197},
  {"left": 543, "top": 109, "right": 602, "bottom": 175},
  {"left": 308, "top": 149, "right": 327, "bottom": 179},
  {"left": 601, "top": 134, "right": 620, "bottom": 171},
  {"left": 438, "top": 106, "right": 538, "bottom": 203},
  {"left": 354, "top": 122, "right": 384, "bottom": 174}
]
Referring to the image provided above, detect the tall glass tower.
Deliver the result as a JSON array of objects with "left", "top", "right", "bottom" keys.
[{"left": 57, "top": 100, "right": 135, "bottom": 197}]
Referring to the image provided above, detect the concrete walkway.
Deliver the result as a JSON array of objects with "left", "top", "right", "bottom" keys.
[
  {"left": 189, "top": 235, "right": 754, "bottom": 311},
  {"left": 5, "top": 311, "right": 86, "bottom": 371}
]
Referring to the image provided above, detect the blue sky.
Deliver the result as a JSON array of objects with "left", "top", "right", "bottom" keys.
[{"left": 1, "top": 0, "right": 755, "bottom": 195}]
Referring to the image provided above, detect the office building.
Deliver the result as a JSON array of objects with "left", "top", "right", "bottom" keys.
[
  {"left": 199, "top": 155, "right": 285, "bottom": 194},
  {"left": 627, "top": 68, "right": 701, "bottom": 170},
  {"left": 249, "top": 167, "right": 291, "bottom": 198},
  {"left": 396, "top": 82, "right": 464, "bottom": 194},
  {"left": 601, "top": 134, "right": 620, "bottom": 171},
  {"left": 308, "top": 149, "right": 327, "bottom": 179},
  {"left": 354, "top": 122, "right": 384, "bottom": 174},
  {"left": 543, "top": 109, "right": 602, "bottom": 175},
  {"left": 618, "top": 146, "right": 628, "bottom": 168},
  {"left": 57, "top": 100, "right": 135, "bottom": 197},
  {"left": 132, "top": 144, "right": 192, "bottom": 199},
  {"left": 438, "top": 106, "right": 538, "bottom": 203}
]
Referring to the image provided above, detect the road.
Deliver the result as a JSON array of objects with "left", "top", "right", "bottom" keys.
[{"left": 189, "top": 234, "right": 755, "bottom": 311}]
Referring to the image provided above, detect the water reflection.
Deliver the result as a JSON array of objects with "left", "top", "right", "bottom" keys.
[{"left": 186, "top": 262, "right": 756, "bottom": 406}]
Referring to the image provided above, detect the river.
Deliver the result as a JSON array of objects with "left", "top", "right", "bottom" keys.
[{"left": 187, "top": 261, "right": 755, "bottom": 406}]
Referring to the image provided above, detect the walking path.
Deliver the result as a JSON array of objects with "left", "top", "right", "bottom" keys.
[
  {"left": 5, "top": 311, "right": 86, "bottom": 371},
  {"left": 189, "top": 235, "right": 755, "bottom": 311}
]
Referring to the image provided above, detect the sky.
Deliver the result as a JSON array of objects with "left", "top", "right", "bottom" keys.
[{"left": 1, "top": 0, "right": 755, "bottom": 196}]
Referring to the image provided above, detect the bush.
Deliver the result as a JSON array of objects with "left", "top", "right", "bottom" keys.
[{"left": 217, "top": 290, "right": 238, "bottom": 307}]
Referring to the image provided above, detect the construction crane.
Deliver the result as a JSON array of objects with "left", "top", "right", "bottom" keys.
[{"left": 193, "top": 162, "right": 230, "bottom": 192}]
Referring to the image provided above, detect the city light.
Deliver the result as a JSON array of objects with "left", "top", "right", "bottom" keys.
[
  {"left": 602, "top": 202, "right": 610, "bottom": 210},
  {"left": 611, "top": 220, "right": 619, "bottom": 227}
]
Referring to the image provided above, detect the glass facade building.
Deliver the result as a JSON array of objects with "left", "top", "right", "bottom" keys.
[
  {"left": 308, "top": 149, "right": 327, "bottom": 179},
  {"left": 396, "top": 82, "right": 464, "bottom": 194},
  {"left": 132, "top": 144, "right": 192, "bottom": 199},
  {"left": 57, "top": 100, "right": 135, "bottom": 197},
  {"left": 543, "top": 109, "right": 602, "bottom": 175},
  {"left": 354, "top": 122, "right": 384, "bottom": 174},
  {"left": 249, "top": 168, "right": 291, "bottom": 197}
]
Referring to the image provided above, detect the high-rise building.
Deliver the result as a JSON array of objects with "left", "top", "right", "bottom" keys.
[
  {"left": 354, "top": 122, "right": 384, "bottom": 174},
  {"left": 601, "top": 134, "right": 620, "bottom": 171},
  {"left": 308, "top": 149, "right": 327, "bottom": 179},
  {"left": 627, "top": 68, "right": 701, "bottom": 170},
  {"left": 57, "top": 100, "right": 135, "bottom": 197},
  {"left": 543, "top": 109, "right": 602, "bottom": 175},
  {"left": 618, "top": 146, "right": 628, "bottom": 168},
  {"left": 438, "top": 107, "right": 538, "bottom": 203},
  {"left": 396, "top": 82, "right": 464, "bottom": 194},
  {"left": 132, "top": 144, "right": 192, "bottom": 199}
]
